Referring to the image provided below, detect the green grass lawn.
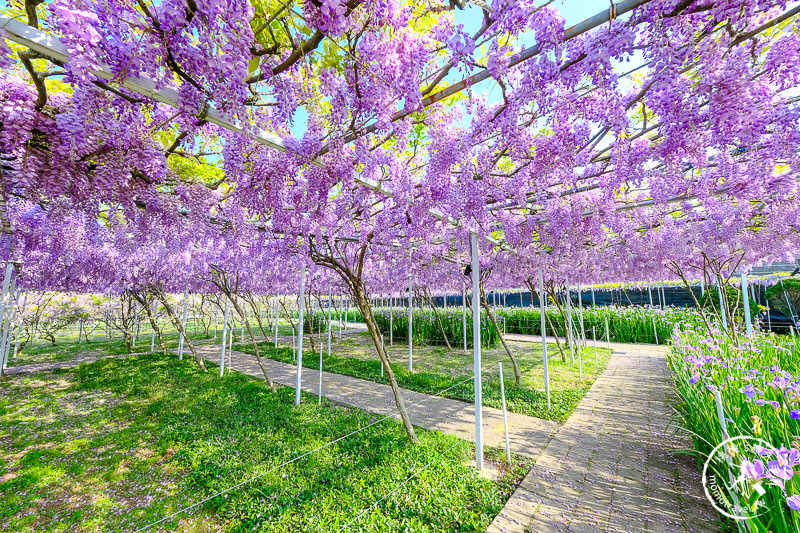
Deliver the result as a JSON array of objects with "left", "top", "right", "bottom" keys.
[
  {"left": 8, "top": 322, "right": 299, "bottom": 368},
  {"left": 240, "top": 331, "right": 613, "bottom": 422},
  {"left": 0, "top": 354, "right": 529, "bottom": 532}
]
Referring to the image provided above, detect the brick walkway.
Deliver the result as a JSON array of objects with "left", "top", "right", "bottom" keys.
[
  {"left": 487, "top": 342, "right": 718, "bottom": 533},
  {"left": 193, "top": 342, "right": 559, "bottom": 459}
]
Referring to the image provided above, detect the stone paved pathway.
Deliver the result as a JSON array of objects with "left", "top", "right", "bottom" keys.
[
  {"left": 3, "top": 352, "right": 142, "bottom": 376},
  {"left": 193, "top": 343, "right": 559, "bottom": 459},
  {"left": 487, "top": 341, "right": 719, "bottom": 533}
]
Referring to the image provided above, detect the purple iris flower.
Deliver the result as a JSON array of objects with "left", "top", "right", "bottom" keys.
[
  {"left": 789, "top": 449, "right": 800, "bottom": 467},
  {"left": 741, "top": 459, "right": 768, "bottom": 480},
  {"left": 689, "top": 374, "right": 700, "bottom": 385},
  {"left": 755, "top": 445, "right": 774, "bottom": 456},
  {"left": 740, "top": 384, "right": 758, "bottom": 398},
  {"left": 791, "top": 411, "right": 800, "bottom": 420},
  {"left": 788, "top": 495, "right": 800, "bottom": 512},
  {"left": 754, "top": 399, "right": 781, "bottom": 410},
  {"left": 770, "top": 375, "right": 794, "bottom": 390},
  {"left": 768, "top": 457, "right": 795, "bottom": 481}
]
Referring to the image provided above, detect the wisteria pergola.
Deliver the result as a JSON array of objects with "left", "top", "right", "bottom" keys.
[{"left": 1, "top": 0, "right": 800, "bottom": 467}]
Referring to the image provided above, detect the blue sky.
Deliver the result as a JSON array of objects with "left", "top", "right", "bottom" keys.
[{"left": 289, "top": 0, "right": 623, "bottom": 138}]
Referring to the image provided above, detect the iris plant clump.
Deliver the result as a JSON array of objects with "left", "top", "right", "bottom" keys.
[
  {"left": 669, "top": 328, "right": 800, "bottom": 531},
  {"left": 499, "top": 305, "right": 705, "bottom": 344}
]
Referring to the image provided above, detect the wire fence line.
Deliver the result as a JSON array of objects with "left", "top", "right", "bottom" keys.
[{"left": 131, "top": 358, "right": 509, "bottom": 531}]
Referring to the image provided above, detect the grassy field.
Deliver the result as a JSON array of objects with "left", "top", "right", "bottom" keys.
[
  {"left": 8, "top": 323, "right": 298, "bottom": 368},
  {"left": 240, "top": 330, "right": 613, "bottom": 422},
  {"left": 0, "top": 354, "right": 529, "bottom": 532}
]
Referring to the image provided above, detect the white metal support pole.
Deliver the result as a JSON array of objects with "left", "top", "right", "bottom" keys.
[
  {"left": 591, "top": 287, "right": 596, "bottom": 308},
  {"left": 653, "top": 317, "right": 659, "bottom": 345},
  {"left": 539, "top": 270, "right": 550, "bottom": 410},
  {"left": 648, "top": 283, "right": 653, "bottom": 306},
  {"left": 1, "top": 277, "right": 16, "bottom": 369},
  {"left": 577, "top": 288, "right": 582, "bottom": 381},
  {"left": 220, "top": 298, "right": 230, "bottom": 376},
  {"left": 133, "top": 314, "right": 140, "bottom": 347},
  {"left": 717, "top": 277, "right": 728, "bottom": 332},
  {"left": 605, "top": 317, "right": 610, "bottom": 349},
  {"left": 0, "top": 264, "right": 14, "bottom": 358},
  {"left": 470, "top": 233, "right": 483, "bottom": 470},
  {"left": 318, "top": 329, "right": 323, "bottom": 405},
  {"left": 295, "top": 264, "right": 307, "bottom": 406},
  {"left": 274, "top": 298, "right": 279, "bottom": 348},
  {"left": 339, "top": 296, "right": 343, "bottom": 338},
  {"left": 741, "top": 272, "right": 753, "bottom": 336},
  {"left": 13, "top": 292, "right": 26, "bottom": 359},
  {"left": 577, "top": 283, "right": 585, "bottom": 346},
  {"left": 241, "top": 301, "right": 245, "bottom": 339},
  {"left": 781, "top": 279, "right": 797, "bottom": 323},
  {"left": 462, "top": 281, "right": 467, "bottom": 351},
  {"left": 327, "top": 288, "right": 332, "bottom": 357},
  {"left": 565, "top": 277, "right": 574, "bottom": 363},
  {"left": 700, "top": 279, "right": 705, "bottom": 297},
  {"left": 150, "top": 302, "right": 156, "bottom": 351},
  {"left": 389, "top": 292, "right": 394, "bottom": 346},
  {"left": 499, "top": 362, "right": 511, "bottom": 463},
  {"left": 178, "top": 288, "right": 189, "bottom": 360},
  {"left": 408, "top": 271, "right": 413, "bottom": 371},
  {"left": 228, "top": 314, "right": 233, "bottom": 371}
]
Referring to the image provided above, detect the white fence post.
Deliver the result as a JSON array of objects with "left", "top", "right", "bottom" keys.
[
  {"left": 499, "top": 362, "right": 511, "bottom": 463},
  {"left": 470, "top": 233, "right": 483, "bottom": 470},
  {"left": 539, "top": 270, "right": 550, "bottom": 410},
  {"left": 295, "top": 264, "right": 307, "bottom": 406},
  {"left": 220, "top": 298, "right": 230, "bottom": 376},
  {"left": 741, "top": 272, "right": 752, "bottom": 336},
  {"left": 408, "top": 271, "right": 413, "bottom": 371},
  {"left": 178, "top": 288, "right": 188, "bottom": 359}
]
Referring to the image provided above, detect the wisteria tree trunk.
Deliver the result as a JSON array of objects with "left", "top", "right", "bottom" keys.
[
  {"left": 152, "top": 285, "right": 207, "bottom": 372},
  {"left": 542, "top": 281, "right": 569, "bottom": 363},
  {"left": 242, "top": 291, "right": 272, "bottom": 340},
  {"left": 206, "top": 269, "right": 277, "bottom": 391},
  {"left": 309, "top": 235, "right": 419, "bottom": 444},
  {"left": 351, "top": 282, "right": 419, "bottom": 444},
  {"left": 420, "top": 287, "right": 452, "bottom": 351},
  {"left": 525, "top": 278, "right": 567, "bottom": 363},
  {"left": 479, "top": 282, "right": 521, "bottom": 386},
  {"left": 130, "top": 290, "right": 168, "bottom": 354}
]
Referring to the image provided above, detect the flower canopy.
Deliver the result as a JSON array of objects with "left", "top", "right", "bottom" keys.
[{"left": 1, "top": 0, "right": 799, "bottom": 294}]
